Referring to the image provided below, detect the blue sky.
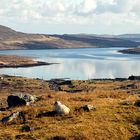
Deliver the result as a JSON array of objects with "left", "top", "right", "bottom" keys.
[{"left": 0, "top": 0, "right": 140, "bottom": 34}]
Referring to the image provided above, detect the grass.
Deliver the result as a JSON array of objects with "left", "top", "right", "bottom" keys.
[
  {"left": 0, "top": 75, "right": 140, "bottom": 140},
  {"left": 0, "top": 55, "right": 36, "bottom": 65}
]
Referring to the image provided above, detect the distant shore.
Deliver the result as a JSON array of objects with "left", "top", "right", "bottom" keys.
[{"left": 119, "top": 47, "right": 140, "bottom": 54}]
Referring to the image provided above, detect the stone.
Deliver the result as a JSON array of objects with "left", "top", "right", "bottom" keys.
[
  {"left": 1, "top": 112, "right": 19, "bottom": 123},
  {"left": 21, "top": 94, "right": 37, "bottom": 105},
  {"left": 80, "top": 105, "right": 95, "bottom": 112},
  {"left": 48, "top": 81, "right": 61, "bottom": 91},
  {"left": 121, "top": 101, "right": 133, "bottom": 106},
  {"left": 21, "top": 125, "right": 31, "bottom": 132},
  {"left": 126, "top": 84, "right": 137, "bottom": 89},
  {"left": 7, "top": 93, "right": 37, "bottom": 108},
  {"left": 134, "top": 100, "right": 140, "bottom": 107},
  {"left": 7, "top": 95, "right": 26, "bottom": 107},
  {"left": 54, "top": 101, "right": 70, "bottom": 115}
]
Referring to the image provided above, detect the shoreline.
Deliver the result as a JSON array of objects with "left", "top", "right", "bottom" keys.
[
  {"left": 0, "top": 55, "right": 58, "bottom": 68},
  {"left": 0, "top": 61, "right": 57, "bottom": 68},
  {"left": 1, "top": 74, "right": 139, "bottom": 81}
]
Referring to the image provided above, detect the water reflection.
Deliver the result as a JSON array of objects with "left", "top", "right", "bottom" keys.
[
  {"left": 0, "top": 48, "right": 140, "bottom": 80},
  {"left": 0, "top": 58, "right": 140, "bottom": 80}
]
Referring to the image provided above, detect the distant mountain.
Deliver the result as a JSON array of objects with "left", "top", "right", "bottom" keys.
[
  {"left": 0, "top": 25, "right": 21, "bottom": 40},
  {"left": 0, "top": 25, "right": 140, "bottom": 50},
  {"left": 52, "top": 34, "right": 140, "bottom": 48},
  {"left": 117, "top": 34, "right": 140, "bottom": 42},
  {"left": 0, "top": 25, "right": 91, "bottom": 50}
]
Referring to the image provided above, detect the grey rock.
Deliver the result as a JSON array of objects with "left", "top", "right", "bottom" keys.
[
  {"left": 7, "top": 93, "right": 37, "bottom": 108},
  {"left": 80, "top": 105, "right": 95, "bottom": 112},
  {"left": 48, "top": 81, "right": 61, "bottom": 91},
  {"left": 21, "top": 94, "right": 37, "bottom": 105},
  {"left": 1, "top": 112, "right": 19, "bottom": 123}
]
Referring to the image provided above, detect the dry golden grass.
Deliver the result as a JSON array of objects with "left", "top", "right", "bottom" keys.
[
  {"left": 0, "top": 76, "right": 140, "bottom": 140},
  {"left": 0, "top": 55, "right": 37, "bottom": 65}
]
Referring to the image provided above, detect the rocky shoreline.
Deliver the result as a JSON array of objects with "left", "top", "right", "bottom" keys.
[
  {"left": 0, "top": 61, "right": 56, "bottom": 68},
  {"left": 0, "top": 55, "right": 56, "bottom": 68}
]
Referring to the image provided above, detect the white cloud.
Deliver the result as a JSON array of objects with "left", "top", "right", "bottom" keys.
[
  {"left": 0, "top": 0, "right": 140, "bottom": 34},
  {"left": 78, "top": 0, "right": 97, "bottom": 14},
  {"left": 98, "top": 0, "right": 116, "bottom": 5}
]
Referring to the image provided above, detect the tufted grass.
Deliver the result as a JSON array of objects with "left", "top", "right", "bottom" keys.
[{"left": 0, "top": 76, "right": 140, "bottom": 140}]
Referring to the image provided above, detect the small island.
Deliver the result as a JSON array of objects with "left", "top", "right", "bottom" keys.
[
  {"left": 0, "top": 55, "right": 54, "bottom": 68},
  {"left": 119, "top": 47, "right": 140, "bottom": 54}
]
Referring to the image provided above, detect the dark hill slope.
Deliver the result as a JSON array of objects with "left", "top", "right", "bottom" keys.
[
  {"left": 0, "top": 25, "right": 100, "bottom": 50},
  {"left": 52, "top": 34, "right": 140, "bottom": 48},
  {"left": 0, "top": 25, "right": 140, "bottom": 50},
  {"left": 0, "top": 25, "right": 19, "bottom": 40},
  {"left": 117, "top": 34, "right": 140, "bottom": 42}
]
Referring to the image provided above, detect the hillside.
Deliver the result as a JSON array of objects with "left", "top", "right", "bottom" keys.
[
  {"left": 52, "top": 34, "right": 140, "bottom": 48},
  {"left": 0, "top": 25, "right": 140, "bottom": 50},
  {"left": 117, "top": 34, "right": 140, "bottom": 42}
]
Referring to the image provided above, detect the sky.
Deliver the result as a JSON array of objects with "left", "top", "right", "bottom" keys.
[{"left": 0, "top": 0, "right": 140, "bottom": 34}]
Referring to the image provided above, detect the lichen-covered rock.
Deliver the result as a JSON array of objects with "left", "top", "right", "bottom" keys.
[
  {"left": 1, "top": 112, "right": 19, "bottom": 123},
  {"left": 54, "top": 101, "right": 70, "bottom": 115},
  {"left": 21, "top": 94, "right": 37, "bottom": 105},
  {"left": 77, "top": 105, "right": 96, "bottom": 112}
]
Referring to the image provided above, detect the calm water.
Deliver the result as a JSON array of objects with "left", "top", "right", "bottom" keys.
[{"left": 0, "top": 48, "right": 140, "bottom": 80}]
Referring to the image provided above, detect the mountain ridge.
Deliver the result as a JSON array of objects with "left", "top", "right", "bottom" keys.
[{"left": 0, "top": 25, "right": 140, "bottom": 50}]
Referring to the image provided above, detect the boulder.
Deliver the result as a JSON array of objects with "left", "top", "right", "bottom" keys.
[
  {"left": 54, "top": 101, "right": 70, "bottom": 115},
  {"left": 21, "top": 125, "right": 31, "bottom": 132},
  {"left": 48, "top": 81, "right": 61, "bottom": 91},
  {"left": 21, "top": 94, "right": 37, "bottom": 105},
  {"left": 134, "top": 100, "right": 140, "bottom": 107},
  {"left": 7, "top": 95, "right": 26, "bottom": 107},
  {"left": 1, "top": 112, "right": 19, "bottom": 123},
  {"left": 7, "top": 93, "right": 37, "bottom": 108},
  {"left": 78, "top": 105, "right": 96, "bottom": 112}
]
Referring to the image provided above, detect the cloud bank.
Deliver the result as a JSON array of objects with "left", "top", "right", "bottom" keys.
[{"left": 0, "top": 0, "right": 140, "bottom": 34}]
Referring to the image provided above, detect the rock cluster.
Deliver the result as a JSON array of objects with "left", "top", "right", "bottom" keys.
[
  {"left": 0, "top": 92, "right": 96, "bottom": 124},
  {"left": 7, "top": 93, "right": 37, "bottom": 108}
]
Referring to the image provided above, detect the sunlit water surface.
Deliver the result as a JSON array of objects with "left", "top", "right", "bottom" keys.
[{"left": 0, "top": 48, "right": 140, "bottom": 80}]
